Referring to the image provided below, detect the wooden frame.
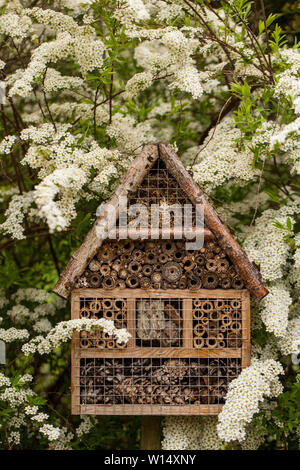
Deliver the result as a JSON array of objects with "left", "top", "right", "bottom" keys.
[{"left": 71, "top": 288, "right": 250, "bottom": 415}]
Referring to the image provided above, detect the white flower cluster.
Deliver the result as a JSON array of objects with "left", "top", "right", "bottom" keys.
[
  {"left": 34, "top": 167, "right": 87, "bottom": 232},
  {"left": 76, "top": 416, "right": 95, "bottom": 438},
  {"left": 0, "top": 191, "right": 34, "bottom": 240},
  {"left": 8, "top": 431, "right": 21, "bottom": 446},
  {"left": 43, "top": 68, "right": 84, "bottom": 93},
  {"left": 162, "top": 416, "right": 222, "bottom": 450},
  {"left": 0, "top": 372, "right": 11, "bottom": 388},
  {"left": 8, "top": 21, "right": 105, "bottom": 97},
  {"left": 192, "top": 116, "right": 259, "bottom": 190},
  {"left": 0, "top": 135, "right": 16, "bottom": 154},
  {"left": 19, "top": 374, "right": 33, "bottom": 383},
  {"left": 275, "top": 49, "right": 300, "bottom": 115},
  {"left": 155, "top": 2, "right": 183, "bottom": 22},
  {"left": 170, "top": 65, "right": 204, "bottom": 100},
  {"left": 277, "top": 317, "right": 300, "bottom": 355},
  {"left": 21, "top": 318, "right": 131, "bottom": 355},
  {"left": 125, "top": 0, "right": 150, "bottom": 21},
  {"left": 0, "top": 371, "right": 63, "bottom": 445},
  {"left": 0, "top": 13, "right": 32, "bottom": 39},
  {"left": 0, "top": 327, "right": 29, "bottom": 343},
  {"left": 217, "top": 359, "right": 284, "bottom": 442},
  {"left": 294, "top": 234, "right": 300, "bottom": 269},
  {"left": 259, "top": 283, "right": 292, "bottom": 337},
  {"left": 124, "top": 72, "right": 153, "bottom": 99},
  {"left": 107, "top": 113, "right": 155, "bottom": 153},
  {"left": 243, "top": 206, "right": 296, "bottom": 281},
  {"left": 39, "top": 424, "right": 60, "bottom": 441},
  {"left": 162, "top": 416, "right": 202, "bottom": 450}
]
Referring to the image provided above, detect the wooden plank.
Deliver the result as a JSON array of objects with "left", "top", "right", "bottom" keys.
[
  {"left": 241, "top": 290, "right": 251, "bottom": 368},
  {"left": 78, "top": 347, "right": 242, "bottom": 359},
  {"left": 71, "top": 292, "right": 81, "bottom": 414},
  {"left": 182, "top": 298, "right": 193, "bottom": 349},
  {"left": 72, "top": 288, "right": 248, "bottom": 300},
  {"left": 76, "top": 404, "right": 223, "bottom": 416},
  {"left": 111, "top": 227, "right": 213, "bottom": 240},
  {"left": 141, "top": 417, "right": 161, "bottom": 450},
  {"left": 126, "top": 298, "right": 136, "bottom": 349}
]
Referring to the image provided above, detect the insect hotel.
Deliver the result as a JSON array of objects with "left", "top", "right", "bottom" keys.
[{"left": 54, "top": 143, "right": 268, "bottom": 416}]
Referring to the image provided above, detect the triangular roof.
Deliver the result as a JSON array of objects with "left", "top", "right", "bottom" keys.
[{"left": 53, "top": 143, "right": 268, "bottom": 300}]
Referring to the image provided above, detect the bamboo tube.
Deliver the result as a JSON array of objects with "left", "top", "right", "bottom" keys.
[
  {"left": 100, "top": 264, "right": 110, "bottom": 276},
  {"left": 214, "top": 300, "right": 225, "bottom": 310},
  {"left": 128, "top": 261, "right": 142, "bottom": 274},
  {"left": 103, "top": 310, "right": 114, "bottom": 320},
  {"left": 115, "top": 341, "right": 126, "bottom": 349},
  {"left": 88, "top": 273, "right": 102, "bottom": 287},
  {"left": 193, "top": 299, "right": 202, "bottom": 308},
  {"left": 89, "top": 260, "right": 101, "bottom": 272},
  {"left": 95, "top": 339, "right": 106, "bottom": 349},
  {"left": 218, "top": 340, "right": 226, "bottom": 348},
  {"left": 103, "top": 332, "right": 113, "bottom": 341},
  {"left": 102, "top": 275, "right": 115, "bottom": 289},
  {"left": 80, "top": 339, "right": 92, "bottom": 349},
  {"left": 205, "top": 338, "right": 218, "bottom": 348},
  {"left": 216, "top": 258, "right": 229, "bottom": 273},
  {"left": 230, "top": 300, "right": 241, "bottom": 309},
  {"left": 209, "top": 310, "right": 220, "bottom": 321},
  {"left": 115, "top": 311, "right": 126, "bottom": 322},
  {"left": 206, "top": 259, "right": 218, "bottom": 272},
  {"left": 106, "top": 340, "right": 115, "bottom": 349},
  {"left": 193, "top": 337, "right": 205, "bottom": 348},
  {"left": 232, "top": 311, "right": 241, "bottom": 320},
  {"left": 102, "top": 299, "right": 113, "bottom": 310},
  {"left": 201, "top": 301, "right": 214, "bottom": 312},
  {"left": 193, "top": 324, "right": 205, "bottom": 337},
  {"left": 89, "top": 301, "right": 102, "bottom": 312},
  {"left": 126, "top": 275, "right": 139, "bottom": 288},
  {"left": 231, "top": 321, "right": 242, "bottom": 331},
  {"left": 221, "top": 314, "right": 232, "bottom": 328},
  {"left": 113, "top": 299, "right": 126, "bottom": 311},
  {"left": 193, "top": 309, "right": 204, "bottom": 320},
  {"left": 80, "top": 308, "right": 90, "bottom": 318}
]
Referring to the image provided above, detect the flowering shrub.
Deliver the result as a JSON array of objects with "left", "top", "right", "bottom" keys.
[{"left": 0, "top": 0, "right": 299, "bottom": 450}]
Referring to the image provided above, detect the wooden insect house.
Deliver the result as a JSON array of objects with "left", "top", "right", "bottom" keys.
[{"left": 54, "top": 143, "right": 268, "bottom": 416}]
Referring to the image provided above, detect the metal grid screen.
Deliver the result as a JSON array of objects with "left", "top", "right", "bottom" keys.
[{"left": 71, "top": 289, "right": 250, "bottom": 415}]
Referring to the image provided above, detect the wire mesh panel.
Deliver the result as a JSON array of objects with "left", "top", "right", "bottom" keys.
[
  {"left": 79, "top": 297, "right": 127, "bottom": 350},
  {"left": 127, "top": 158, "right": 197, "bottom": 227},
  {"left": 71, "top": 289, "right": 250, "bottom": 415}
]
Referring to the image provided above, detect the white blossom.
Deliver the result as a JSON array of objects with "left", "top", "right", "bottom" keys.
[{"left": 217, "top": 359, "right": 284, "bottom": 442}]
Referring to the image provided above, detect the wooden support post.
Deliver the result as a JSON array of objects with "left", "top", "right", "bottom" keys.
[{"left": 140, "top": 416, "right": 161, "bottom": 450}]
